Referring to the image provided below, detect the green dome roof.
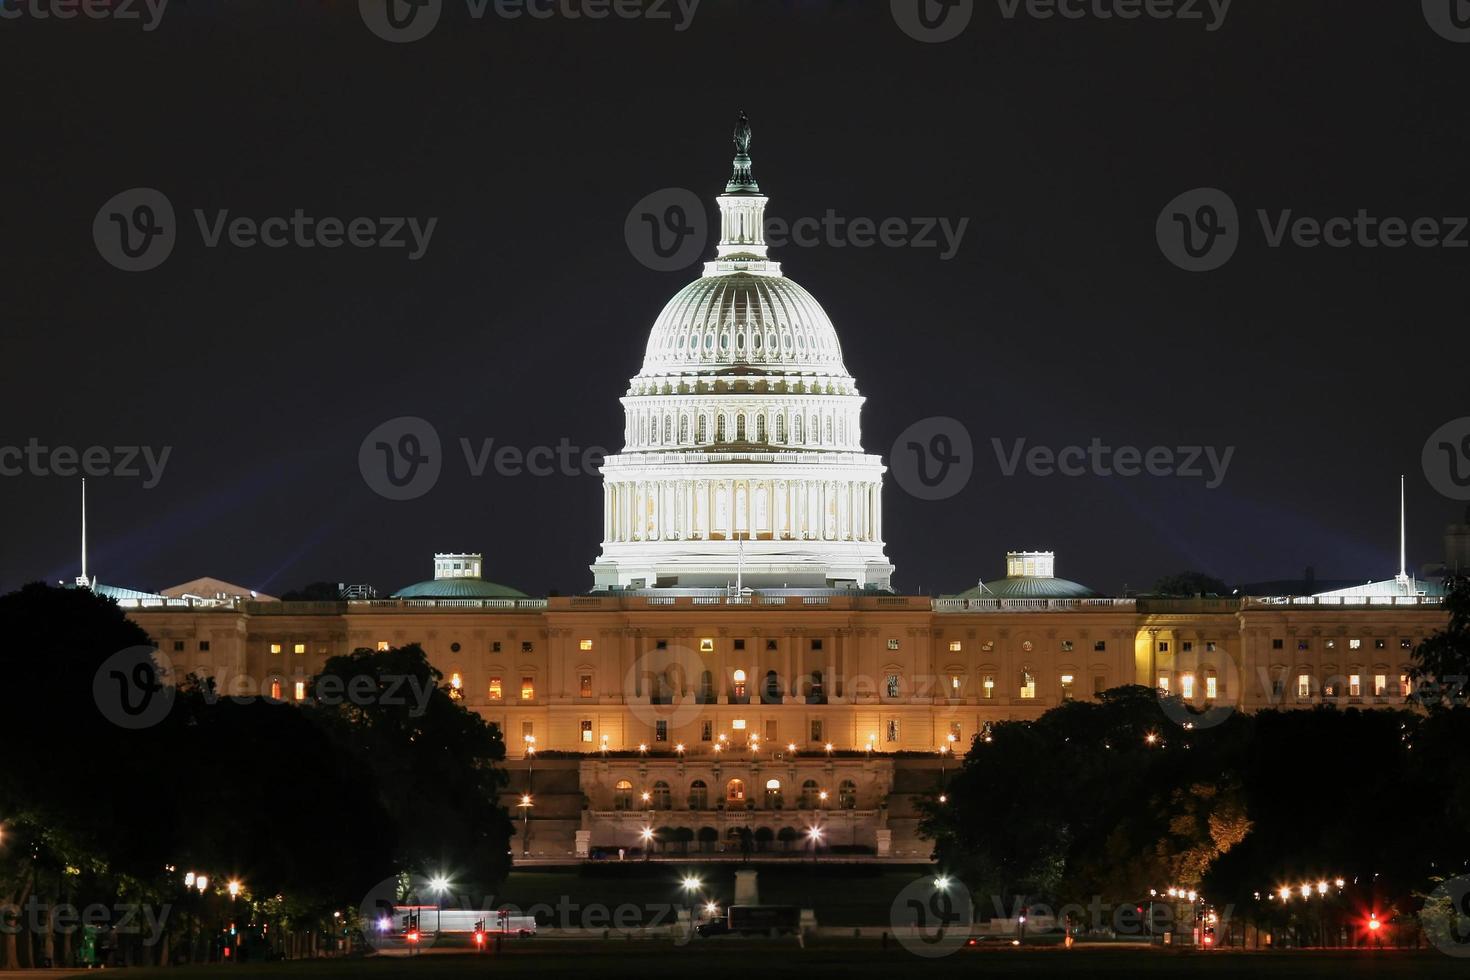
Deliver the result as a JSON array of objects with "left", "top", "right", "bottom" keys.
[
  {"left": 953, "top": 575, "right": 1096, "bottom": 600},
  {"left": 393, "top": 578, "right": 527, "bottom": 600}
]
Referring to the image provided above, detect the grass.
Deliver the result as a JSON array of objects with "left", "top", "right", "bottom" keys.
[{"left": 98, "top": 942, "right": 1467, "bottom": 980}]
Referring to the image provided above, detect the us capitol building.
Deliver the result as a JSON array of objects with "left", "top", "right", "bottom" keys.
[{"left": 104, "top": 118, "right": 1456, "bottom": 862}]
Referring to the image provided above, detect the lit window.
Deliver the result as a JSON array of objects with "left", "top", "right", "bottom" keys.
[
  {"left": 1157, "top": 675, "right": 1170, "bottom": 693},
  {"left": 521, "top": 641, "right": 534, "bottom": 653},
  {"left": 700, "top": 638, "right": 714, "bottom": 652},
  {"left": 1349, "top": 639, "right": 1361, "bottom": 650},
  {"left": 982, "top": 675, "right": 995, "bottom": 699},
  {"left": 270, "top": 643, "right": 282, "bottom": 655},
  {"left": 1373, "top": 674, "right": 1386, "bottom": 697},
  {"left": 885, "top": 719, "right": 900, "bottom": 742},
  {"left": 1374, "top": 639, "right": 1386, "bottom": 650},
  {"left": 732, "top": 718, "right": 746, "bottom": 730},
  {"left": 732, "top": 668, "right": 747, "bottom": 700},
  {"left": 580, "top": 674, "right": 593, "bottom": 697},
  {"left": 1206, "top": 642, "right": 1217, "bottom": 653},
  {"left": 1297, "top": 674, "right": 1310, "bottom": 699},
  {"left": 449, "top": 672, "right": 464, "bottom": 700},
  {"left": 488, "top": 676, "right": 502, "bottom": 700},
  {"left": 1349, "top": 674, "right": 1361, "bottom": 698},
  {"left": 1093, "top": 640, "right": 1106, "bottom": 652},
  {"left": 656, "top": 720, "right": 668, "bottom": 742},
  {"left": 1180, "top": 674, "right": 1195, "bottom": 699},
  {"left": 1060, "top": 674, "right": 1075, "bottom": 701},
  {"left": 293, "top": 642, "right": 306, "bottom": 655},
  {"left": 727, "top": 779, "right": 746, "bottom": 803},
  {"left": 948, "top": 640, "right": 962, "bottom": 652},
  {"left": 614, "top": 780, "right": 634, "bottom": 810},
  {"left": 887, "top": 638, "right": 899, "bottom": 651},
  {"left": 701, "top": 721, "right": 713, "bottom": 741},
  {"left": 950, "top": 675, "right": 962, "bottom": 695},
  {"left": 376, "top": 640, "right": 389, "bottom": 652},
  {"left": 1062, "top": 640, "right": 1074, "bottom": 652},
  {"left": 1020, "top": 671, "right": 1036, "bottom": 699},
  {"left": 1325, "top": 639, "right": 1336, "bottom": 650},
  {"left": 580, "top": 720, "right": 593, "bottom": 743},
  {"left": 294, "top": 680, "right": 306, "bottom": 701},
  {"left": 885, "top": 674, "right": 900, "bottom": 698},
  {"left": 269, "top": 679, "right": 283, "bottom": 700},
  {"left": 1400, "top": 673, "right": 1411, "bottom": 697},
  {"left": 1206, "top": 675, "right": 1218, "bottom": 699},
  {"left": 1400, "top": 638, "right": 1413, "bottom": 650},
  {"left": 579, "top": 639, "right": 594, "bottom": 651},
  {"left": 949, "top": 721, "right": 962, "bottom": 741},
  {"left": 520, "top": 677, "right": 534, "bottom": 700}
]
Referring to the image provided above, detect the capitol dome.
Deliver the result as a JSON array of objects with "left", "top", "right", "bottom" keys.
[{"left": 591, "top": 114, "right": 893, "bottom": 592}]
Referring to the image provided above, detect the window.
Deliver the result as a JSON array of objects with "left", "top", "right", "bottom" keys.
[
  {"left": 838, "top": 780, "right": 857, "bottom": 809},
  {"left": 948, "top": 640, "right": 962, "bottom": 652},
  {"left": 1060, "top": 674, "right": 1075, "bottom": 701},
  {"left": 1062, "top": 640, "right": 1074, "bottom": 652},
  {"left": 293, "top": 642, "right": 306, "bottom": 654},
  {"left": 700, "top": 638, "right": 714, "bottom": 653},
  {"left": 732, "top": 718, "right": 746, "bottom": 730},
  {"left": 1158, "top": 641, "right": 1169, "bottom": 653},
  {"left": 199, "top": 640, "right": 210, "bottom": 652},
  {"left": 652, "top": 781, "right": 671, "bottom": 809},
  {"left": 886, "top": 719, "right": 900, "bottom": 742},
  {"left": 579, "top": 639, "right": 593, "bottom": 651},
  {"left": 1400, "top": 673, "right": 1411, "bottom": 697},
  {"left": 811, "top": 639, "right": 823, "bottom": 651},
  {"left": 765, "top": 639, "right": 777, "bottom": 651},
  {"left": 1374, "top": 639, "right": 1386, "bottom": 650},
  {"left": 172, "top": 640, "right": 184, "bottom": 652},
  {"left": 1350, "top": 639, "right": 1362, "bottom": 650},
  {"left": 270, "top": 643, "right": 282, "bottom": 655},
  {"left": 1158, "top": 675, "right": 1170, "bottom": 693},
  {"left": 1206, "top": 674, "right": 1218, "bottom": 699},
  {"left": 1374, "top": 674, "right": 1387, "bottom": 697},
  {"left": 656, "top": 639, "right": 668, "bottom": 650},
  {"left": 1094, "top": 675, "right": 1107, "bottom": 696},
  {"left": 689, "top": 780, "right": 708, "bottom": 809},
  {"left": 580, "top": 674, "right": 593, "bottom": 697},
  {"left": 701, "top": 720, "right": 713, "bottom": 742},
  {"left": 1094, "top": 640, "right": 1107, "bottom": 652},
  {"left": 765, "top": 778, "right": 783, "bottom": 808},
  {"left": 521, "top": 721, "right": 533, "bottom": 740},
  {"left": 492, "top": 641, "right": 502, "bottom": 653},
  {"left": 655, "top": 720, "right": 668, "bottom": 742},
  {"left": 449, "top": 672, "right": 464, "bottom": 700},
  {"left": 734, "top": 639, "right": 746, "bottom": 651},
  {"left": 1349, "top": 674, "right": 1361, "bottom": 698},
  {"left": 810, "top": 719, "right": 823, "bottom": 743},
  {"left": 614, "top": 780, "right": 634, "bottom": 810},
  {"left": 1297, "top": 674, "right": 1310, "bottom": 698},
  {"left": 887, "top": 638, "right": 900, "bottom": 651},
  {"left": 520, "top": 677, "right": 535, "bottom": 700},
  {"left": 1181, "top": 673, "right": 1195, "bottom": 699},
  {"left": 732, "top": 668, "right": 747, "bottom": 700},
  {"left": 1400, "top": 638, "right": 1413, "bottom": 650},
  {"left": 982, "top": 674, "right": 995, "bottom": 699},
  {"left": 1020, "top": 670, "right": 1036, "bottom": 699},
  {"left": 580, "top": 720, "right": 593, "bottom": 743},
  {"left": 885, "top": 674, "right": 900, "bottom": 698},
  {"left": 1182, "top": 641, "right": 1193, "bottom": 653},
  {"left": 1206, "top": 641, "right": 1217, "bottom": 653},
  {"left": 800, "top": 780, "right": 820, "bottom": 808},
  {"left": 1326, "top": 639, "right": 1337, "bottom": 650},
  {"left": 522, "top": 641, "right": 534, "bottom": 653},
  {"left": 950, "top": 675, "right": 962, "bottom": 696},
  {"left": 489, "top": 676, "right": 502, "bottom": 700},
  {"left": 377, "top": 640, "right": 389, "bottom": 652},
  {"left": 294, "top": 680, "right": 306, "bottom": 701},
  {"left": 949, "top": 721, "right": 962, "bottom": 741},
  {"left": 1271, "top": 638, "right": 1284, "bottom": 650},
  {"left": 269, "top": 679, "right": 283, "bottom": 700},
  {"left": 1323, "top": 679, "right": 1338, "bottom": 697},
  {"left": 727, "top": 779, "right": 746, "bottom": 803}
]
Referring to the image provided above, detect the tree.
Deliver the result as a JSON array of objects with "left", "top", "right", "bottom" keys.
[
  {"left": 674, "top": 827, "right": 695, "bottom": 855},
  {"left": 697, "top": 827, "right": 718, "bottom": 853},
  {"left": 1410, "top": 574, "right": 1469, "bottom": 706},
  {"left": 777, "top": 826, "right": 798, "bottom": 851},
  {"left": 1152, "top": 571, "right": 1229, "bottom": 597},
  {"left": 753, "top": 827, "right": 774, "bottom": 852}
]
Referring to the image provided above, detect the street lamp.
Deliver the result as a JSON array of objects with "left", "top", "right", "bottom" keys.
[
  {"left": 807, "top": 826, "right": 823, "bottom": 863},
  {"left": 675, "top": 743, "right": 685, "bottom": 758},
  {"left": 824, "top": 742, "right": 834, "bottom": 758},
  {"left": 227, "top": 880, "right": 241, "bottom": 900},
  {"left": 639, "top": 826, "right": 654, "bottom": 860},
  {"left": 518, "top": 793, "right": 534, "bottom": 857},
  {"left": 429, "top": 876, "right": 450, "bottom": 936}
]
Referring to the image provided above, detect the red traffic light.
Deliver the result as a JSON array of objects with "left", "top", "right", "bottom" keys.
[
  {"left": 475, "top": 931, "right": 486, "bottom": 945},
  {"left": 406, "top": 931, "right": 419, "bottom": 943}
]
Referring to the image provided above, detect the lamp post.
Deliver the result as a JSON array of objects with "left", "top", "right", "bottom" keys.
[
  {"left": 518, "top": 793, "right": 534, "bottom": 857},
  {"left": 429, "top": 876, "right": 450, "bottom": 937},
  {"left": 807, "top": 826, "right": 823, "bottom": 863},
  {"left": 639, "top": 826, "right": 654, "bottom": 861}
]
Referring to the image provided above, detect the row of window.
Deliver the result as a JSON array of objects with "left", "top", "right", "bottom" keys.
[
  {"left": 628, "top": 409, "right": 856, "bottom": 449},
  {"left": 611, "top": 778, "right": 859, "bottom": 810},
  {"left": 1268, "top": 638, "right": 1416, "bottom": 651}
]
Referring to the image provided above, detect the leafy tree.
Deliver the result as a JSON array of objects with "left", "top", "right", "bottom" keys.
[
  {"left": 1152, "top": 571, "right": 1229, "bottom": 596},
  {"left": 1410, "top": 574, "right": 1470, "bottom": 706}
]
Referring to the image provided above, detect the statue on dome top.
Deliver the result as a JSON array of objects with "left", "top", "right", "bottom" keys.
[{"left": 733, "top": 111, "right": 752, "bottom": 156}]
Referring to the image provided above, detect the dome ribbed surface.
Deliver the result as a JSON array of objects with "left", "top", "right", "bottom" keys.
[
  {"left": 393, "top": 579, "right": 527, "bottom": 599},
  {"left": 955, "top": 576, "right": 1097, "bottom": 600}
]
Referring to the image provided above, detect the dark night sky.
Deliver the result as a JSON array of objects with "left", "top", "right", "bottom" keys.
[{"left": 3, "top": 1, "right": 1467, "bottom": 598}]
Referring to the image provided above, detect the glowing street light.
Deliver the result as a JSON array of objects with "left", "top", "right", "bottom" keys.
[
  {"left": 428, "top": 876, "right": 451, "bottom": 935},
  {"left": 787, "top": 742, "right": 798, "bottom": 754},
  {"left": 824, "top": 742, "right": 834, "bottom": 756},
  {"left": 638, "top": 743, "right": 649, "bottom": 755},
  {"left": 934, "top": 875, "right": 951, "bottom": 890},
  {"left": 641, "top": 791, "right": 652, "bottom": 805},
  {"left": 675, "top": 743, "right": 685, "bottom": 757},
  {"left": 184, "top": 872, "right": 196, "bottom": 888},
  {"left": 518, "top": 793, "right": 534, "bottom": 857},
  {"left": 681, "top": 876, "right": 701, "bottom": 892},
  {"left": 227, "top": 880, "right": 242, "bottom": 900}
]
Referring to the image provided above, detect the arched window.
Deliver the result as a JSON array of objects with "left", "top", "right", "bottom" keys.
[
  {"left": 652, "top": 781, "right": 671, "bottom": 810},
  {"left": 756, "top": 415, "right": 767, "bottom": 442},
  {"left": 763, "top": 669, "right": 781, "bottom": 704},
  {"left": 732, "top": 668, "right": 747, "bottom": 701},
  {"left": 689, "top": 780, "right": 708, "bottom": 809},
  {"left": 727, "top": 778, "right": 746, "bottom": 803},
  {"left": 800, "top": 780, "right": 820, "bottom": 809},
  {"left": 614, "top": 780, "right": 634, "bottom": 810},
  {"left": 765, "top": 778, "right": 783, "bottom": 809},
  {"left": 809, "top": 669, "right": 825, "bottom": 703},
  {"left": 736, "top": 414, "right": 746, "bottom": 441},
  {"left": 699, "top": 670, "right": 714, "bottom": 703},
  {"left": 793, "top": 415, "right": 803, "bottom": 444},
  {"left": 696, "top": 415, "right": 707, "bottom": 443},
  {"left": 776, "top": 414, "right": 786, "bottom": 443},
  {"left": 825, "top": 417, "right": 833, "bottom": 443},
  {"left": 716, "top": 415, "right": 727, "bottom": 443},
  {"left": 679, "top": 414, "right": 690, "bottom": 443},
  {"left": 838, "top": 779, "right": 857, "bottom": 809},
  {"left": 664, "top": 415, "right": 673, "bottom": 444}
]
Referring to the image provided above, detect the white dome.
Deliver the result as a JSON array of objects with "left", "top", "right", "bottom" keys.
[{"left": 637, "top": 273, "right": 850, "bottom": 379}]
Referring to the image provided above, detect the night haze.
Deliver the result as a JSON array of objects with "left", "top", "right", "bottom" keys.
[{"left": 3, "top": 1, "right": 1468, "bottom": 599}]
